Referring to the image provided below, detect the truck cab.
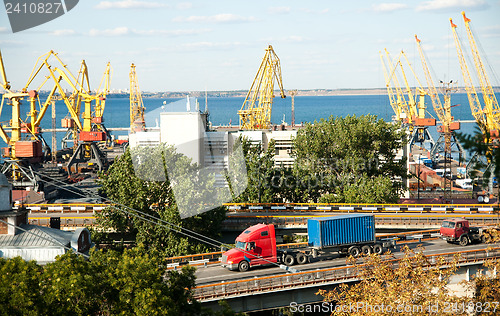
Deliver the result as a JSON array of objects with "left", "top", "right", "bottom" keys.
[
  {"left": 221, "top": 223, "right": 277, "bottom": 272},
  {"left": 440, "top": 218, "right": 478, "bottom": 246}
]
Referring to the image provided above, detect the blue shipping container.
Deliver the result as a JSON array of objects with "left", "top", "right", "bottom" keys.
[{"left": 307, "top": 214, "right": 375, "bottom": 248}]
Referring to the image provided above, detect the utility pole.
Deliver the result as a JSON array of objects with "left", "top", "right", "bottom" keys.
[
  {"left": 289, "top": 89, "right": 297, "bottom": 127},
  {"left": 51, "top": 98, "right": 56, "bottom": 162}
]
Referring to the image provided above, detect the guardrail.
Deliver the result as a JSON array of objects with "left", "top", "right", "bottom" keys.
[
  {"left": 224, "top": 203, "right": 499, "bottom": 214},
  {"left": 165, "top": 243, "right": 310, "bottom": 269},
  {"left": 194, "top": 247, "right": 500, "bottom": 301},
  {"left": 22, "top": 203, "right": 108, "bottom": 214},
  {"left": 21, "top": 202, "right": 500, "bottom": 215},
  {"left": 28, "top": 216, "right": 97, "bottom": 228}
]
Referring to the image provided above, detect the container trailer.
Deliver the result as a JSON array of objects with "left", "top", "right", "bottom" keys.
[{"left": 221, "top": 214, "right": 396, "bottom": 272}]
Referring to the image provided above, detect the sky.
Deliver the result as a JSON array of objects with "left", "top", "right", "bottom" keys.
[{"left": 0, "top": 0, "right": 499, "bottom": 92}]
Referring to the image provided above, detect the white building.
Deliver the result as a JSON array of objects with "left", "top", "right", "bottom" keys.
[{"left": 0, "top": 173, "right": 92, "bottom": 264}]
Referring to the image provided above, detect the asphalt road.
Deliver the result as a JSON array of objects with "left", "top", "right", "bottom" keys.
[{"left": 194, "top": 239, "right": 493, "bottom": 286}]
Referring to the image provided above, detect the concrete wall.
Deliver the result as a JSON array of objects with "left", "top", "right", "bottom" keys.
[{"left": 160, "top": 112, "right": 207, "bottom": 165}]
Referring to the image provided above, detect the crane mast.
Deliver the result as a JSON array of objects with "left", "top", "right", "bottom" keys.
[
  {"left": 414, "top": 35, "right": 463, "bottom": 159},
  {"left": 382, "top": 49, "right": 414, "bottom": 126},
  {"left": 129, "top": 63, "right": 146, "bottom": 133},
  {"left": 380, "top": 51, "right": 404, "bottom": 123},
  {"left": 238, "top": 45, "right": 285, "bottom": 130},
  {"left": 381, "top": 49, "right": 435, "bottom": 151}
]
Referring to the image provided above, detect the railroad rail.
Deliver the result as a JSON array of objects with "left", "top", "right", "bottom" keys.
[{"left": 194, "top": 247, "right": 500, "bottom": 301}]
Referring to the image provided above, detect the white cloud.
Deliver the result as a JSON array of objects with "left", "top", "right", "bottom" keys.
[
  {"left": 169, "top": 41, "right": 248, "bottom": 52},
  {"left": 51, "top": 29, "right": 77, "bottom": 36},
  {"left": 416, "top": 0, "right": 489, "bottom": 12},
  {"left": 482, "top": 25, "right": 500, "bottom": 38},
  {"left": 88, "top": 27, "right": 209, "bottom": 37},
  {"left": 0, "top": 27, "right": 9, "bottom": 33},
  {"left": 173, "top": 13, "right": 259, "bottom": 23},
  {"left": 263, "top": 35, "right": 306, "bottom": 43},
  {"left": 176, "top": 2, "right": 192, "bottom": 10},
  {"left": 95, "top": 0, "right": 167, "bottom": 9},
  {"left": 89, "top": 27, "right": 130, "bottom": 36},
  {"left": 300, "top": 8, "right": 329, "bottom": 14},
  {"left": 372, "top": 3, "right": 408, "bottom": 12},
  {"left": 268, "top": 7, "right": 291, "bottom": 15},
  {"left": 134, "top": 28, "right": 210, "bottom": 36}
]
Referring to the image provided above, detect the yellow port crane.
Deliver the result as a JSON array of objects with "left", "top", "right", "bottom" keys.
[
  {"left": 22, "top": 51, "right": 112, "bottom": 174},
  {"left": 380, "top": 49, "right": 436, "bottom": 149},
  {"left": 450, "top": 12, "right": 500, "bottom": 137},
  {"left": 238, "top": 45, "right": 286, "bottom": 130},
  {"left": 129, "top": 63, "right": 146, "bottom": 133},
  {"left": 380, "top": 51, "right": 409, "bottom": 125},
  {"left": 414, "top": 35, "right": 465, "bottom": 163},
  {"left": 0, "top": 50, "right": 67, "bottom": 189}
]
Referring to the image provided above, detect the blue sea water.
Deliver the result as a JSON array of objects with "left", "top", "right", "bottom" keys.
[{"left": 0, "top": 93, "right": 496, "bottom": 157}]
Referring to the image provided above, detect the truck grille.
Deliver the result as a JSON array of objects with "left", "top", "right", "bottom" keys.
[{"left": 221, "top": 255, "right": 227, "bottom": 264}]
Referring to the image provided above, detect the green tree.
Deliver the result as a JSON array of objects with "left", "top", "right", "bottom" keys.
[
  {"left": 97, "top": 144, "right": 227, "bottom": 256},
  {"left": 0, "top": 250, "right": 240, "bottom": 315},
  {"left": 0, "top": 257, "right": 43, "bottom": 316},
  {"left": 457, "top": 124, "right": 500, "bottom": 198},
  {"left": 230, "top": 137, "right": 278, "bottom": 203},
  {"left": 283, "top": 115, "right": 406, "bottom": 203}
]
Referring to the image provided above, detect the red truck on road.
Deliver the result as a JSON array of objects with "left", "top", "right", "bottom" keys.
[
  {"left": 440, "top": 218, "right": 490, "bottom": 246},
  {"left": 222, "top": 214, "right": 396, "bottom": 272}
]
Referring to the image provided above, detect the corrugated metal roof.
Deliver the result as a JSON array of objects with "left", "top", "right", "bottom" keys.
[{"left": 0, "top": 224, "right": 72, "bottom": 248}]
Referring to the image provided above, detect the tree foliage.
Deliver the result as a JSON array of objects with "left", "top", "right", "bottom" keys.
[
  {"left": 464, "top": 233, "right": 500, "bottom": 316},
  {"left": 284, "top": 115, "right": 406, "bottom": 203},
  {"left": 230, "top": 137, "right": 278, "bottom": 203},
  {"left": 96, "top": 144, "right": 227, "bottom": 256},
  {"left": 318, "top": 245, "right": 467, "bottom": 316},
  {"left": 0, "top": 250, "right": 237, "bottom": 315},
  {"left": 456, "top": 124, "right": 500, "bottom": 196}
]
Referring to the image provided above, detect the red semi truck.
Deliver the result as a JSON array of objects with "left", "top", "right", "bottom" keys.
[
  {"left": 440, "top": 218, "right": 491, "bottom": 246},
  {"left": 221, "top": 214, "right": 396, "bottom": 272}
]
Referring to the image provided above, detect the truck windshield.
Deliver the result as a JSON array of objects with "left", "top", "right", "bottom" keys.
[
  {"left": 442, "top": 221, "right": 455, "bottom": 228},
  {"left": 235, "top": 241, "right": 246, "bottom": 249}
]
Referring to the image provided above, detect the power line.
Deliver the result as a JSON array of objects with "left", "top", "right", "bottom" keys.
[{"left": 16, "top": 165, "right": 292, "bottom": 271}]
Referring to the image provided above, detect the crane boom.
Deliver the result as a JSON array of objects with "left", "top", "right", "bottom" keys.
[
  {"left": 450, "top": 17, "right": 488, "bottom": 134},
  {"left": 129, "top": 63, "right": 145, "bottom": 133},
  {"left": 238, "top": 45, "right": 285, "bottom": 130},
  {"left": 460, "top": 11, "right": 500, "bottom": 136}
]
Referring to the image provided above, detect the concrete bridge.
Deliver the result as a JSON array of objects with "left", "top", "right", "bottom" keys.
[{"left": 195, "top": 244, "right": 500, "bottom": 313}]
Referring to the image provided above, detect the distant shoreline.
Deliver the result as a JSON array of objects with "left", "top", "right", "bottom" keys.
[
  {"left": 4, "top": 87, "right": 499, "bottom": 99},
  {"left": 120, "top": 87, "right": 500, "bottom": 98}
]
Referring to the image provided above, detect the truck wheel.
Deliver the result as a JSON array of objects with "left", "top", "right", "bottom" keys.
[
  {"left": 296, "top": 253, "right": 307, "bottom": 265},
  {"left": 348, "top": 247, "right": 361, "bottom": 258},
  {"left": 238, "top": 260, "right": 249, "bottom": 272},
  {"left": 284, "top": 254, "right": 295, "bottom": 266},
  {"left": 361, "top": 245, "right": 372, "bottom": 255},
  {"left": 459, "top": 235, "right": 469, "bottom": 246},
  {"left": 372, "top": 244, "right": 383, "bottom": 255}
]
